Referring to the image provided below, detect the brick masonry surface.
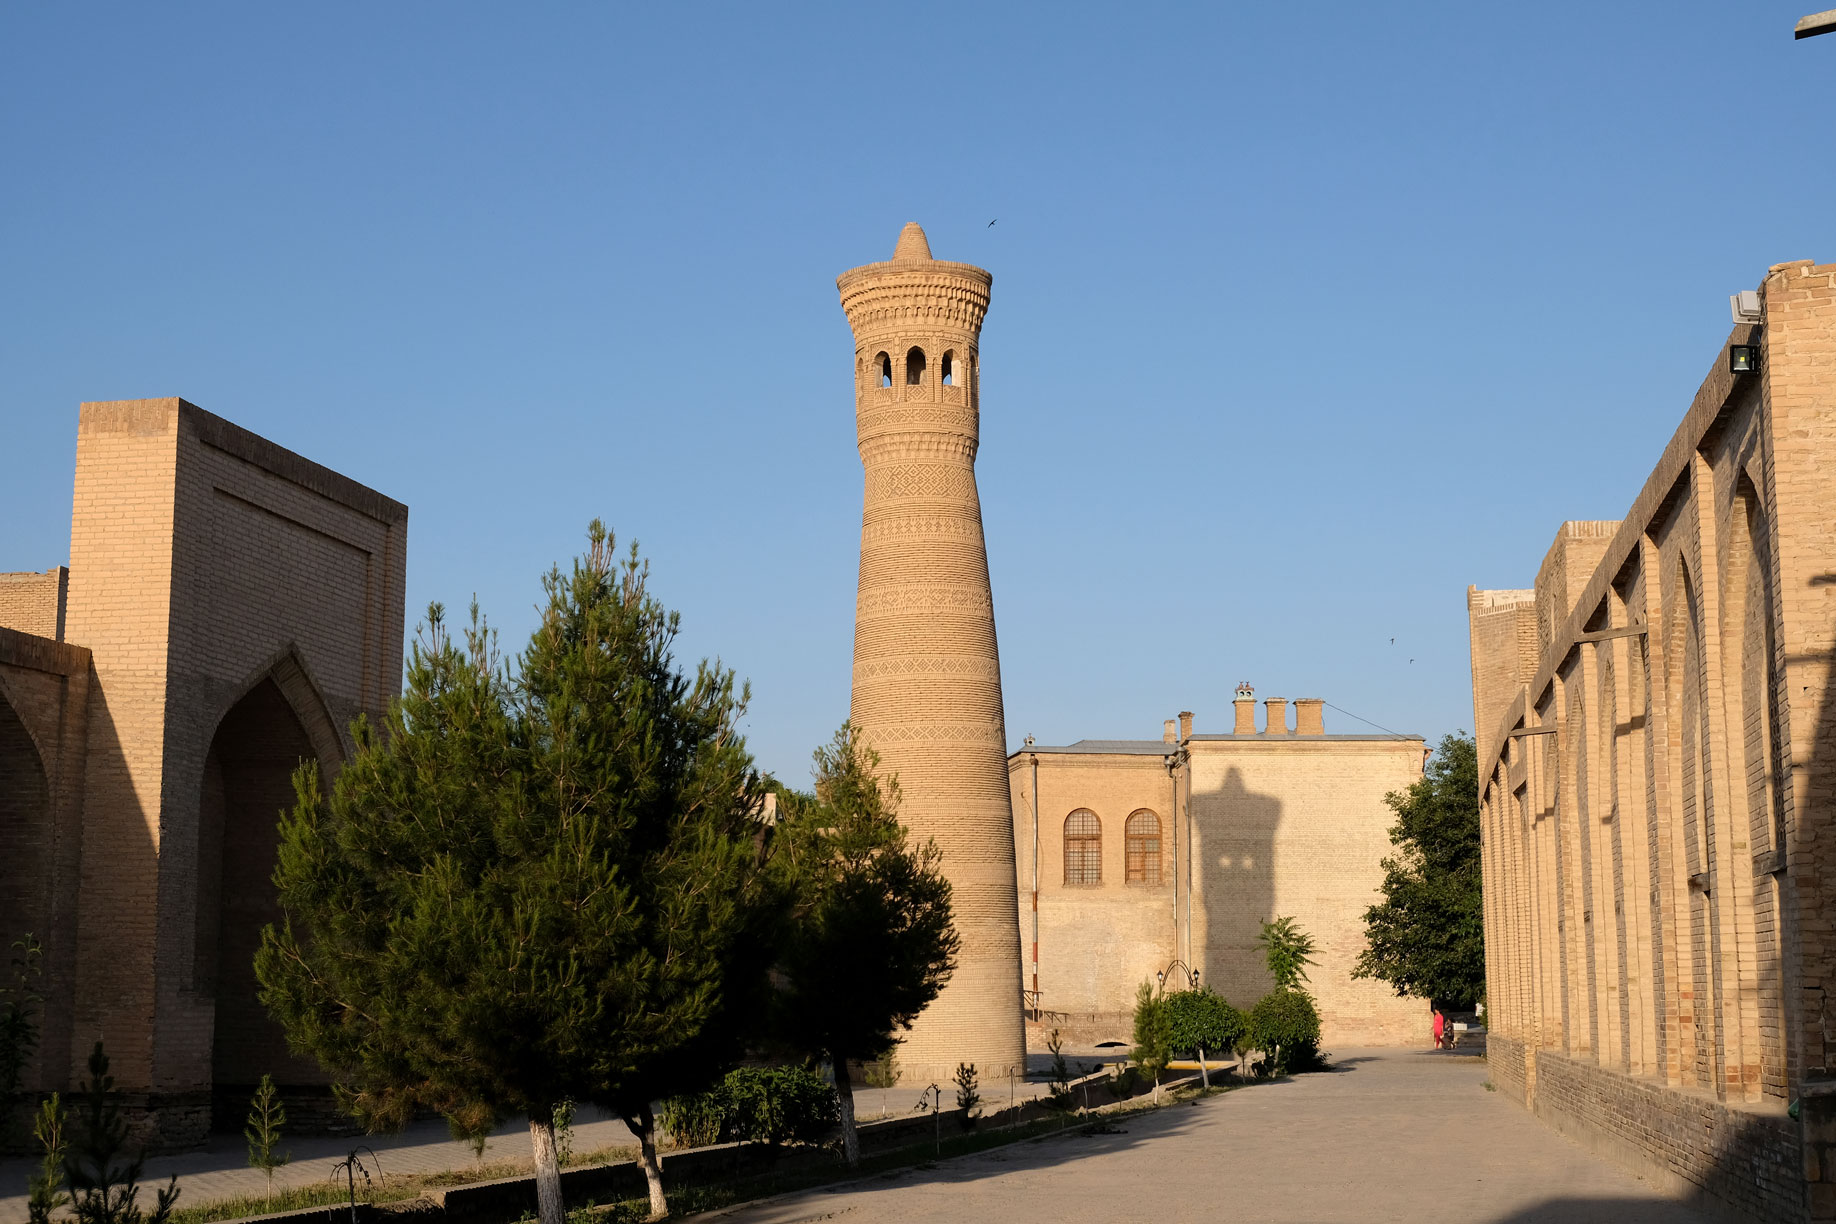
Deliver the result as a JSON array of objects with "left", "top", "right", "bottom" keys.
[
  {"left": 1469, "top": 259, "right": 1836, "bottom": 1221},
  {"left": 838, "top": 224, "right": 1027, "bottom": 1083},
  {"left": 1008, "top": 706, "right": 1426, "bottom": 1046},
  {"left": 1, "top": 398, "right": 405, "bottom": 1149}
]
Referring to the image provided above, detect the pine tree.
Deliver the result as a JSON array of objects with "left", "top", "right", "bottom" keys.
[
  {"left": 257, "top": 523, "right": 776, "bottom": 1224},
  {"left": 244, "top": 1074, "right": 290, "bottom": 1210},
  {"left": 1353, "top": 733, "right": 1484, "bottom": 1007},
  {"left": 64, "top": 1042, "right": 179, "bottom": 1224},
  {"left": 768, "top": 725, "right": 958, "bottom": 1167}
]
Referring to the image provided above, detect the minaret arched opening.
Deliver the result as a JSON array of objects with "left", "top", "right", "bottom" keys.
[
  {"left": 877, "top": 352, "right": 892, "bottom": 388},
  {"left": 941, "top": 350, "right": 955, "bottom": 385},
  {"left": 905, "top": 347, "right": 926, "bottom": 386}
]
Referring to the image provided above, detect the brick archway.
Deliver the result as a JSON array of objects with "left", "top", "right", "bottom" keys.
[
  {"left": 0, "top": 683, "right": 51, "bottom": 976},
  {"left": 197, "top": 651, "right": 343, "bottom": 1119}
]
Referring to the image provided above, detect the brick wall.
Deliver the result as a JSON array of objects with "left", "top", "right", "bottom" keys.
[
  {"left": 0, "top": 628, "right": 94, "bottom": 1103},
  {"left": 840, "top": 226, "right": 1026, "bottom": 1083},
  {"left": 0, "top": 568, "right": 67, "bottom": 640},
  {"left": 1009, "top": 718, "right": 1426, "bottom": 1047},
  {"left": 1534, "top": 1049, "right": 1799, "bottom": 1222},
  {"left": 1471, "top": 259, "right": 1836, "bottom": 1222},
  {"left": 34, "top": 397, "right": 408, "bottom": 1145}
]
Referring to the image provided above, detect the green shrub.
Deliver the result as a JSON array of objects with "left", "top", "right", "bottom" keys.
[
  {"left": 660, "top": 1065, "right": 838, "bottom": 1149},
  {"left": 658, "top": 1091, "right": 725, "bottom": 1149},
  {"left": 1160, "top": 988, "right": 1245, "bottom": 1059},
  {"left": 1247, "top": 989, "right": 1324, "bottom": 1076}
]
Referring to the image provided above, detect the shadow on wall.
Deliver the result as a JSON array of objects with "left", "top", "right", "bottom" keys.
[
  {"left": 197, "top": 676, "right": 332, "bottom": 1129},
  {"left": 1192, "top": 766, "right": 1279, "bottom": 1011},
  {"left": 1792, "top": 593, "right": 1836, "bottom": 1216},
  {"left": 0, "top": 692, "right": 50, "bottom": 992}
]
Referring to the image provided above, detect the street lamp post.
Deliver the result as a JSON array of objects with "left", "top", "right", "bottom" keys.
[{"left": 1797, "top": 9, "right": 1836, "bottom": 38}]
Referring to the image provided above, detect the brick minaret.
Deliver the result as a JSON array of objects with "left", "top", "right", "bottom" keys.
[{"left": 838, "top": 223, "right": 1025, "bottom": 1080}]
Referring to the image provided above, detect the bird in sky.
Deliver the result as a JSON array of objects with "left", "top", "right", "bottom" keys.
[{"left": 988, "top": 219, "right": 997, "bottom": 227}]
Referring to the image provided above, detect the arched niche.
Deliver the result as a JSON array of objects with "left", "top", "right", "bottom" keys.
[
  {"left": 0, "top": 687, "right": 51, "bottom": 971},
  {"left": 196, "top": 656, "right": 340, "bottom": 1105}
]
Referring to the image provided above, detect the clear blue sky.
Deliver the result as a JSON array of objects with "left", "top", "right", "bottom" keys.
[{"left": 3, "top": 3, "right": 1830, "bottom": 783}]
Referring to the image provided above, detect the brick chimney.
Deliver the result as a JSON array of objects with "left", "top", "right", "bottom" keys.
[
  {"left": 1178, "top": 710, "right": 1194, "bottom": 742},
  {"left": 1233, "top": 683, "right": 1256, "bottom": 734},
  {"left": 1263, "top": 698, "right": 1289, "bottom": 735},
  {"left": 1163, "top": 719, "right": 1178, "bottom": 744},
  {"left": 1295, "top": 698, "right": 1325, "bottom": 735}
]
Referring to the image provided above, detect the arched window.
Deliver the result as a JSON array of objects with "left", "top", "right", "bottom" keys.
[
  {"left": 941, "top": 350, "right": 955, "bottom": 385},
  {"left": 1064, "top": 809, "right": 1101, "bottom": 885},
  {"left": 905, "top": 346, "right": 926, "bottom": 386},
  {"left": 1125, "top": 810, "right": 1161, "bottom": 884},
  {"left": 877, "top": 352, "right": 892, "bottom": 388}
]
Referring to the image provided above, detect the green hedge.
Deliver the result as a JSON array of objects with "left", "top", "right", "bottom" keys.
[
  {"left": 1247, "top": 988, "right": 1324, "bottom": 1075},
  {"left": 1160, "top": 987, "right": 1245, "bottom": 1058},
  {"left": 659, "top": 1064, "right": 839, "bottom": 1147}
]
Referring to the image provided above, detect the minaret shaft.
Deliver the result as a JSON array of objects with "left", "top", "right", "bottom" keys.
[{"left": 838, "top": 225, "right": 1025, "bottom": 1080}]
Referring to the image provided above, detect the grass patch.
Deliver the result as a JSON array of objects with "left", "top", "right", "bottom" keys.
[
  {"left": 177, "top": 1087, "right": 1219, "bottom": 1224},
  {"left": 628, "top": 1083, "right": 1219, "bottom": 1220},
  {"left": 168, "top": 1145, "right": 638, "bottom": 1224}
]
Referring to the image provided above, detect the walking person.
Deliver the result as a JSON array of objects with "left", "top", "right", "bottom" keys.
[{"left": 1432, "top": 1007, "right": 1446, "bottom": 1050}]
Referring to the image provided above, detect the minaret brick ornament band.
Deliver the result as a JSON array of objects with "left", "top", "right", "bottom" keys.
[{"left": 838, "top": 223, "right": 1026, "bottom": 1080}]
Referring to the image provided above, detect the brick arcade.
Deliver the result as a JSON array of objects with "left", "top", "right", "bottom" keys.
[{"left": 1469, "top": 259, "right": 1836, "bottom": 1222}]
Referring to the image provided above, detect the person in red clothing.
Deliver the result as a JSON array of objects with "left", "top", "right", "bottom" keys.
[{"left": 1432, "top": 1008, "right": 1446, "bottom": 1049}]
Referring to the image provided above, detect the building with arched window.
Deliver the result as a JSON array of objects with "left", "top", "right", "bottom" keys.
[
  {"left": 1009, "top": 697, "right": 1427, "bottom": 1048},
  {"left": 0, "top": 398, "right": 405, "bottom": 1146}
]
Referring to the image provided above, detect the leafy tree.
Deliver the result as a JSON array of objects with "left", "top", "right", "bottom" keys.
[
  {"left": 65, "top": 1042, "right": 179, "bottom": 1224},
  {"left": 244, "top": 1075, "right": 290, "bottom": 1210},
  {"left": 1160, "top": 988, "right": 1244, "bottom": 1086},
  {"left": 1130, "top": 983, "right": 1172, "bottom": 1101},
  {"left": 1353, "top": 733, "right": 1484, "bottom": 1008},
  {"left": 27, "top": 1093, "right": 68, "bottom": 1224},
  {"left": 767, "top": 724, "right": 958, "bottom": 1167},
  {"left": 1247, "top": 990, "right": 1322, "bottom": 1076},
  {"left": 257, "top": 524, "right": 774, "bottom": 1223},
  {"left": 1256, "top": 917, "right": 1316, "bottom": 991}
]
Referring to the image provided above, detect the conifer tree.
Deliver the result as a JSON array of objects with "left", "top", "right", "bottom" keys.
[
  {"left": 768, "top": 725, "right": 957, "bottom": 1167},
  {"left": 257, "top": 523, "right": 775, "bottom": 1223},
  {"left": 244, "top": 1074, "right": 289, "bottom": 1211},
  {"left": 64, "top": 1043, "right": 179, "bottom": 1224}
]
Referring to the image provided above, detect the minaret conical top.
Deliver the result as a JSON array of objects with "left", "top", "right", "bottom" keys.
[{"left": 892, "top": 222, "right": 933, "bottom": 263}]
